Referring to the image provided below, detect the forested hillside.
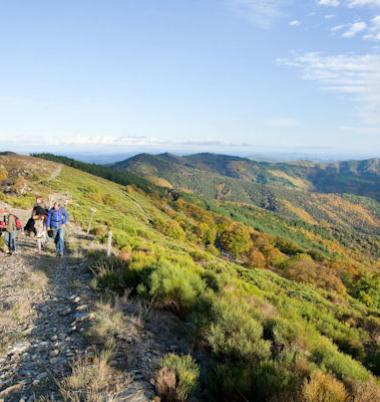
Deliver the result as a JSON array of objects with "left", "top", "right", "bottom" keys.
[
  {"left": 115, "top": 152, "right": 380, "bottom": 201},
  {"left": 114, "top": 153, "right": 380, "bottom": 240},
  {"left": 16, "top": 152, "right": 378, "bottom": 401}
]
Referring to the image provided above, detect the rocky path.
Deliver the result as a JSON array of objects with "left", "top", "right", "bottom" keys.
[
  {"left": 0, "top": 206, "right": 158, "bottom": 402},
  {"left": 0, "top": 218, "right": 98, "bottom": 401}
]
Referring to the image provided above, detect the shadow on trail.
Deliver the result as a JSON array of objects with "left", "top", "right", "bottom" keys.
[{"left": 0, "top": 233, "right": 95, "bottom": 401}]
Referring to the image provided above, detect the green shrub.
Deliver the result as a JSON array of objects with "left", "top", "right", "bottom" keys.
[
  {"left": 310, "top": 337, "right": 369, "bottom": 382},
  {"left": 252, "top": 361, "right": 300, "bottom": 401},
  {"left": 155, "top": 354, "right": 199, "bottom": 401},
  {"left": 154, "top": 218, "right": 186, "bottom": 241},
  {"left": 219, "top": 223, "right": 252, "bottom": 259},
  {"left": 148, "top": 259, "right": 205, "bottom": 314},
  {"left": 207, "top": 301, "right": 271, "bottom": 361},
  {"left": 275, "top": 238, "right": 303, "bottom": 256},
  {"left": 112, "top": 229, "right": 131, "bottom": 249},
  {"left": 349, "top": 273, "right": 380, "bottom": 309}
]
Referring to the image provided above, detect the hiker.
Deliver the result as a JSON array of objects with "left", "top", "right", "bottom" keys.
[
  {"left": 46, "top": 202, "right": 68, "bottom": 257},
  {"left": 32, "top": 196, "right": 48, "bottom": 218},
  {"left": 4, "top": 211, "right": 20, "bottom": 255},
  {"left": 25, "top": 197, "right": 48, "bottom": 236},
  {"left": 0, "top": 209, "right": 6, "bottom": 235},
  {"left": 35, "top": 215, "right": 47, "bottom": 254},
  {"left": 0, "top": 210, "right": 7, "bottom": 253}
]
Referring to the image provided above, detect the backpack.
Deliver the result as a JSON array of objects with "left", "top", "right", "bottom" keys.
[
  {"left": 15, "top": 218, "right": 22, "bottom": 231},
  {"left": 34, "top": 205, "right": 47, "bottom": 217},
  {"left": 0, "top": 220, "right": 5, "bottom": 230}
]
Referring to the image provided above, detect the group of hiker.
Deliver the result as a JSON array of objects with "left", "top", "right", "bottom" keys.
[{"left": 0, "top": 197, "right": 69, "bottom": 257}]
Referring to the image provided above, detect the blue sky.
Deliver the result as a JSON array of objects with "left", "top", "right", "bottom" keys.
[{"left": 0, "top": 0, "right": 379, "bottom": 156}]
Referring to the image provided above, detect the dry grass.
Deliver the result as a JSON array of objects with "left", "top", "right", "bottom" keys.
[
  {"left": 302, "top": 371, "right": 347, "bottom": 402},
  {"left": 59, "top": 350, "right": 117, "bottom": 402},
  {"left": 269, "top": 170, "right": 311, "bottom": 190},
  {"left": 87, "top": 295, "right": 143, "bottom": 349},
  {"left": 0, "top": 267, "right": 47, "bottom": 353},
  {"left": 153, "top": 367, "right": 177, "bottom": 402},
  {"left": 350, "top": 380, "right": 380, "bottom": 402},
  {"left": 27, "top": 269, "right": 49, "bottom": 291},
  {"left": 87, "top": 302, "right": 126, "bottom": 349}
]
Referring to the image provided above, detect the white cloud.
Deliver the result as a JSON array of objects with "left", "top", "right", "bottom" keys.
[
  {"left": 318, "top": 0, "right": 340, "bottom": 7},
  {"left": 267, "top": 117, "right": 302, "bottom": 128},
  {"left": 231, "top": 0, "right": 290, "bottom": 28},
  {"left": 342, "top": 21, "right": 367, "bottom": 37},
  {"left": 324, "top": 14, "right": 336, "bottom": 18},
  {"left": 363, "top": 15, "right": 380, "bottom": 40},
  {"left": 331, "top": 24, "right": 347, "bottom": 32},
  {"left": 278, "top": 52, "right": 380, "bottom": 125},
  {"left": 0, "top": 134, "right": 252, "bottom": 151},
  {"left": 289, "top": 19, "right": 301, "bottom": 26},
  {"left": 348, "top": 0, "right": 380, "bottom": 7}
]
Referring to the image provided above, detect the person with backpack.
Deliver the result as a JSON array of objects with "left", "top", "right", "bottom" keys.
[
  {"left": 25, "top": 197, "right": 48, "bottom": 237},
  {"left": 46, "top": 202, "right": 68, "bottom": 257},
  {"left": 32, "top": 197, "right": 48, "bottom": 218},
  {"left": 5, "top": 211, "right": 21, "bottom": 255}
]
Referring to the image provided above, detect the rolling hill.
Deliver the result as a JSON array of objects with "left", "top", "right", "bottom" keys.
[
  {"left": 1, "top": 152, "right": 380, "bottom": 401},
  {"left": 113, "top": 153, "right": 380, "bottom": 240},
  {"left": 114, "top": 152, "right": 380, "bottom": 198}
]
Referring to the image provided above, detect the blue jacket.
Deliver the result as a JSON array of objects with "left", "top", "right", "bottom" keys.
[{"left": 47, "top": 208, "right": 68, "bottom": 229}]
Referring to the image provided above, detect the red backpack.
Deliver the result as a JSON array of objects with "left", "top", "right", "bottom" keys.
[{"left": 15, "top": 218, "right": 22, "bottom": 231}]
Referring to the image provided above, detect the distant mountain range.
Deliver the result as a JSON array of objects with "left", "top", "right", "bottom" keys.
[
  {"left": 112, "top": 154, "right": 380, "bottom": 229},
  {"left": 113, "top": 153, "right": 380, "bottom": 195}
]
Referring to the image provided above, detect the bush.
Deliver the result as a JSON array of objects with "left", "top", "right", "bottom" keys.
[
  {"left": 112, "top": 229, "right": 131, "bottom": 249},
  {"left": 210, "top": 362, "right": 256, "bottom": 402},
  {"left": 219, "top": 223, "right": 252, "bottom": 259},
  {"left": 148, "top": 260, "right": 205, "bottom": 314},
  {"left": 161, "top": 219, "right": 186, "bottom": 241},
  {"left": 349, "top": 273, "right": 380, "bottom": 309},
  {"left": 253, "top": 361, "right": 299, "bottom": 401},
  {"left": 154, "top": 354, "right": 199, "bottom": 401},
  {"left": 192, "top": 222, "right": 217, "bottom": 246},
  {"left": 207, "top": 301, "right": 271, "bottom": 361},
  {"left": 350, "top": 380, "right": 380, "bottom": 402},
  {"left": 91, "top": 256, "right": 153, "bottom": 296},
  {"left": 302, "top": 370, "right": 347, "bottom": 402},
  {"left": 248, "top": 248, "right": 266, "bottom": 268},
  {"left": 275, "top": 238, "right": 303, "bottom": 256},
  {"left": 310, "top": 337, "right": 369, "bottom": 382}
]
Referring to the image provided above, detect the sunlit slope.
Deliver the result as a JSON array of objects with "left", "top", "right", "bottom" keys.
[
  {"left": 115, "top": 153, "right": 380, "bottom": 237},
  {"left": 3, "top": 153, "right": 379, "bottom": 401},
  {"left": 115, "top": 152, "right": 380, "bottom": 199}
]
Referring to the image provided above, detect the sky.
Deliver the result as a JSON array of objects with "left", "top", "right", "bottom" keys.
[{"left": 0, "top": 0, "right": 379, "bottom": 157}]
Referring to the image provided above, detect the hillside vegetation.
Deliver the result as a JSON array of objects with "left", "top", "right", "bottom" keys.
[
  {"left": 3, "top": 153, "right": 380, "bottom": 401},
  {"left": 114, "top": 153, "right": 380, "bottom": 228}
]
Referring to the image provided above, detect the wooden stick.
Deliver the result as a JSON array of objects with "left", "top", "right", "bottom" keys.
[{"left": 107, "top": 230, "right": 113, "bottom": 257}]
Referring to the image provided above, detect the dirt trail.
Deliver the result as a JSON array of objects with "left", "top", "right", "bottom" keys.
[{"left": 0, "top": 204, "right": 157, "bottom": 402}]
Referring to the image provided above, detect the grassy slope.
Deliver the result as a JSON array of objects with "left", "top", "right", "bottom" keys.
[
  {"left": 3, "top": 155, "right": 380, "bottom": 400},
  {"left": 51, "top": 166, "right": 380, "bottom": 400}
]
